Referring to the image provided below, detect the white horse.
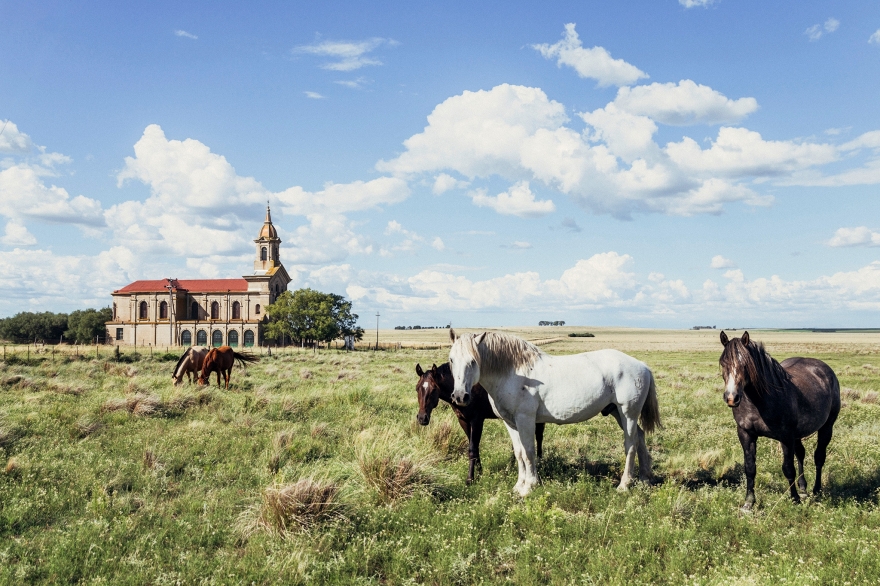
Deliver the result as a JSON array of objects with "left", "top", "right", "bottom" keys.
[
  {"left": 448, "top": 330, "right": 660, "bottom": 496},
  {"left": 171, "top": 346, "right": 210, "bottom": 385}
]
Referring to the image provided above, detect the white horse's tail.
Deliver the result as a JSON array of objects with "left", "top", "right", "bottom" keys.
[{"left": 639, "top": 374, "right": 661, "bottom": 434}]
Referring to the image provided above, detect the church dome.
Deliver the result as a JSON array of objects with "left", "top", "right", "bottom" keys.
[{"left": 258, "top": 205, "right": 278, "bottom": 239}]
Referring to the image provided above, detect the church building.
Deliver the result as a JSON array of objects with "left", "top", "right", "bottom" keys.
[{"left": 106, "top": 207, "right": 291, "bottom": 347}]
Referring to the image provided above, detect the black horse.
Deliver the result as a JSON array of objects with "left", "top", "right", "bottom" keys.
[
  {"left": 416, "top": 363, "right": 546, "bottom": 484},
  {"left": 719, "top": 331, "right": 840, "bottom": 510}
]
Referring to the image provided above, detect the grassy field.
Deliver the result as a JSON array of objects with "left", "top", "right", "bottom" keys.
[{"left": 2, "top": 327, "right": 880, "bottom": 584}]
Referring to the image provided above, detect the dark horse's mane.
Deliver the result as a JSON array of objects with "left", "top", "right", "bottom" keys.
[
  {"left": 720, "top": 338, "right": 791, "bottom": 395},
  {"left": 172, "top": 347, "right": 192, "bottom": 375}
]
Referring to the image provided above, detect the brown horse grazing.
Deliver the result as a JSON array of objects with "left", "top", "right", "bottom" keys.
[
  {"left": 719, "top": 331, "right": 840, "bottom": 511},
  {"left": 171, "top": 346, "right": 210, "bottom": 385},
  {"left": 197, "top": 346, "right": 259, "bottom": 389},
  {"left": 416, "top": 362, "right": 547, "bottom": 484}
]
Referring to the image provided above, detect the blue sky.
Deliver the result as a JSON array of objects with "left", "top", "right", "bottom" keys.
[{"left": 2, "top": 0, "right": 880, "bottom": 328}]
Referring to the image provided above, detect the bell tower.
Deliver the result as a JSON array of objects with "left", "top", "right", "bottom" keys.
[{"left": 254, "top": 204, "right": 281, "bottom": 273}]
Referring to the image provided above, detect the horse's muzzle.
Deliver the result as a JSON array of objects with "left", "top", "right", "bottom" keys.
[
  {"left": 725, "top": 394, "right": 740, "bottom": 408},
  {"left": 417, "top": 412, "right": 430, "bottom": 426}
]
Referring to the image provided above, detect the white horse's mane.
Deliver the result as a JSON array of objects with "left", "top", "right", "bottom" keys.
[{"left": 458, "top": 331, "right": 543, "bottom": 375}]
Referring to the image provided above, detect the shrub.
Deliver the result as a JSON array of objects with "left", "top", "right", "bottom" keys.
[{"left": 568, "top": 332, "right": 595, "bottom": 338}]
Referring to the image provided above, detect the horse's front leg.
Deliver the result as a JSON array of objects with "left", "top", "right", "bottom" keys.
[
  {"left": 503, "top": 422, "right": 527, "bottom": 495},
  {"left": 780, "top": 440, "right": 801, "bottom": 503},
  {"left": 738, "top": 426, "right": 758, "bottom": 511},
  {"left": 470, "top": 418, "right": 487, "bottom": 484},
  {"left": 513, "top": 414, "right": 539, "bottom": 496}
]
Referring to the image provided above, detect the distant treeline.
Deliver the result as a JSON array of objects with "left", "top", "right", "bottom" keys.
[
  {"left": 538, "top": 321, "right": 566, "bottom": 326},
  {"left": 568, "top": 332, "right": 595, "bottom": 338},
  {"left": 0, "top": 308, "right": 112, "bottom": 344},
  {"left": 394, "top": 325, "right": 450, "bottom": 330}
]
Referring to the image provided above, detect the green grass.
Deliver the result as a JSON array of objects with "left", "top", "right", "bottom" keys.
[{"left": 1, "top": 345, "right": 880, "bottom": 584}]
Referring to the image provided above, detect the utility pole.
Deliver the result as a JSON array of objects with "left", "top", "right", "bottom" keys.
[{"left": 375, "top": 312, "right": 380, "bottom": 350}]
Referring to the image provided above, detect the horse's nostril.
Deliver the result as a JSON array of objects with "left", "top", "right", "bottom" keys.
[{"left": 463, "top": 393, "right": 470, "bottom": 404}]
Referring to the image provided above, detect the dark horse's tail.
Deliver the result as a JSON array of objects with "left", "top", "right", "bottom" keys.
[
  {"left": 232, "top": 351, "right": 259, "bottom": 368},
  {"left": 639, "top": 374, "right": 662, "bottom": 434}
]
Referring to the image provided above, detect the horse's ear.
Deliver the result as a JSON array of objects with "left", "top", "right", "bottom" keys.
[
  {"left": 416, "top": 364, "right": 424, "bottom": 376},
  {"left": 431, "top": 363, "right": 438, "bottom": 372},
  {"left": 741, "top": 331, "right": 750, "bottom": 346},
  {"left": 474, "top": 332, "right": 486, "bottom": 345},
  {"left": 720, "top": 331, "right": 729, "bottom": 346},
  {"left": 449, "top": 328, "right": 456, "bottom": 342}
]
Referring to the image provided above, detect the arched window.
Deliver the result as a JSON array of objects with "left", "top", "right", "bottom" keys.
[
  {"left": 181, "top": 330, "right": 192, "bottom": 346},
  {"left": 210, "top": 301, "right": 219, "bottom": 320},
  {"left": 232, "top": 301, "right": 241, "bottom": 319},
  {"left": 228, "top": 330, "right": 239, "bottom": 347},
  {"left": 244, "top": 330, "right": 255, "bottom": 347},
  {"left": 197, "top": 330, "right": 207, "bottom": 346},
  {"left": 159, "top": 301, "right": 168, "bottom": 319},
  {"left": 212, "top": 330, "right": 223, "bottom": 347},
  {"left": 261, "top": 247, "right": 267, "bottom": 261},
  {"left": 255, "top": 304, "right": 261, "bottom": 315},
  {"left": 112, "top": 303, "right": 117, "bottom": 320},
  {"left": 139, "top": 301, "right": 148, "bottom": 319},
  {"left": 191, "top": 301, "right": 200, "bottom": 320}
]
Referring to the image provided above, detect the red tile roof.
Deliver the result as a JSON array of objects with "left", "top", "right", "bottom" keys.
[{"left": 113, "top": 278, "right": 249, "bottom": 294}]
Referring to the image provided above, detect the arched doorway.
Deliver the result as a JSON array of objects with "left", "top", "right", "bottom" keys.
[
  {"left": 197, "top": 330, "right": 207, "bottom": 346},
  {"left": 210, "top": 301, "right": 219, "bottom": 320},
  {"left": 228, "top": 330, "right": 239, "bottom": 347},
  {"left": 139, "top": 301, "right": 148, "bottom": 319},
  {"left": 244, "top": 330, "right": 255, "bottom": 347},
  {"left": 159, "top": 301, "right": 168, "bottom": 319},
  {"left": 232, "top": 301, "right": 241, "bottom": 319},
  {"left": 212, "top": 330, "right": 223, "bottom": 347},
  {"left": 181, "top": 330, "right": 192, "bottom": 346}
]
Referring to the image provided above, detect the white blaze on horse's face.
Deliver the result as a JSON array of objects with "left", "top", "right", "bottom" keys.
[
  {"left": 723, "top": 364, "right": 742, "bottom": 408},
  {"left": 449, "top": 339, "right": 479, "bottom": 407}
]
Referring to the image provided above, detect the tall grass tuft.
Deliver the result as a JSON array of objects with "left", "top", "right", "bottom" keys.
[
  {"left": 72, "top": 415, "right": 103, "bottom": 439},
  {"left": 355, "top": 431, "right": 442, "bottom": 503},
  {"left": 240, "top": 478, "right": 342, "bottom": 536}
]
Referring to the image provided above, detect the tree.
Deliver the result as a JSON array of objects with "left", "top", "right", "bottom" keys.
[
  {"left": 66, "top": 307, "right": 113, "bottom": 344},
  {"left": 265, "top": 289, "right": 363, "bottom": 347},
  {"left": 0, "top": 311, "right": 69, "bottom": 343}
]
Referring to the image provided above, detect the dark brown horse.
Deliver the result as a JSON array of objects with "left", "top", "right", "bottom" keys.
[
  {"left": 197, "top": 346, "right": 259, "bottom": 389},
  {"left": 719, "top": 331, "right": 840, "bottom": 510},
  {"left": 416, "top": 362, "right": 546, "bottom": 484}
]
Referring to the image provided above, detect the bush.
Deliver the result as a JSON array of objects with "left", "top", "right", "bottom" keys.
[{"left": 568, "top": 332, "right": 595, "bottom": 338}]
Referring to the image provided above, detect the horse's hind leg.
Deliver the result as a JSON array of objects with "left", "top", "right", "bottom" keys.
[
  {"left": 611, "top": 409, "right": 646, "bottom": 486},
  {"left": 794, "top": 439, "right": 808, "bottom": 496},
  {"left": 813, "top": 415, "right": 836, "bottom": 496}
]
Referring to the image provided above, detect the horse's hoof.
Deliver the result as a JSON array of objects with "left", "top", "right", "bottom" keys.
[
  {"left": 739, "top": 504, "right": 754, "bottom": 514},
  {"left": 616, "top": 483, "right": 630, "bottom": 492}
]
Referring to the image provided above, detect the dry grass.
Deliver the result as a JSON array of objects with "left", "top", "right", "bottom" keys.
[
  {"left": 311, "top": 422, "right": 329, "bottom": 438},
  {"left": 861, "top": 391, "right": 878, "bottom": 404},
  {"left": 143, "top": 448, "right": 159, "bottom": 470},
  {"left": 426, "top": 419, "right": 466, "bottom": 458},
  {"left": 241, "top": 478, "right": 342, "bottom": 536},
  {"left": 355, "top": 432, "right": 439, "bottom": 503},
  {"left": 4, "top": 456, "right": 18, "bottom": 474},
  {"left": 299, "top": 368, "right": 313, "bottom": 380},
  {"left": 72, "top": 415, "right": 103, "bottom": 439},
  {"left": 102, "top": 393, "right": 161, "bottom": 416}
]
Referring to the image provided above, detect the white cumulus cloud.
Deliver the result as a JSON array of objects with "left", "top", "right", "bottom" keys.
[
  {"left": 1, "top": 220, "right": 37, "bottom": 246},
  {"left": 611, "top": 80, "right": 758, "bottom": 125},
  {"left": 532, "top": 23, "right": 648, "bottom": 87},
  {"left": 870, "top": 30, "right": 880, "bottom": 45},
  {"left": 0, "top": 120, "right": 34, "bottom": 153},
  {"left": 469, "top": 181, "right": 555, "bottom": 218},
  {"left": 710, "top": 255, "right": 736, "bottom": 269},
  {"left": 828, "top": 226, "right": 880, "bottom": 247}
]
